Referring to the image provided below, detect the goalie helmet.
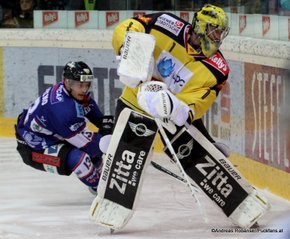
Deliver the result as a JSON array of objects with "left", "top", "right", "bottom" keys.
[
  {"left": 192, "top": 4, "right": 229, "bottom": 57},
  {"left": 63, "top": 61, "right": 93, "bottom": 82}
]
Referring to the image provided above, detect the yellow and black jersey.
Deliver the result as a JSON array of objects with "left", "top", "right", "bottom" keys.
[{"left": 112, "top": 12, "right": 229, "bottom": 121}]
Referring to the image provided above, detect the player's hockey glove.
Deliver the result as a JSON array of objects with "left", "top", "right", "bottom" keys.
[
  {"left": 98, "top": 115, "right": 114, "bottom": 136},
  {"left": 137, "top": 81, "right": 194, "bottom": 126}
]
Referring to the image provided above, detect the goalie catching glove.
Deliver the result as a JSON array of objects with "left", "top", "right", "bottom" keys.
[{"left": 137, "top": 81, "right": 194, "bottom": 126}]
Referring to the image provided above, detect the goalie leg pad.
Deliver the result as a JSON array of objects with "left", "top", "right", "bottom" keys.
[
  {"left": 90, "top": 196, "right": 133, "bottom": 229},
  {"left": 230, "top": 188, "right": 270, "bottom": 228},
  {"left": 163, "top": 127, "right": 206, "bottom": 169},
  {"left": 89, "top": 108, "right": 158, "bottom": 230},
  {"left": 162, "top": 124, "right": 270, "bottom": 228}
]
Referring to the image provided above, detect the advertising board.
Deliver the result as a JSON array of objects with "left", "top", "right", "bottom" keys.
[{"left": 3, "top": 47, "right": 122, "bottom": 117}]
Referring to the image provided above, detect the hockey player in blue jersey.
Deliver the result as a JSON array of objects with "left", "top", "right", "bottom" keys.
[{"left": 15, "top": 61, "right": 113, "bottom": 194}]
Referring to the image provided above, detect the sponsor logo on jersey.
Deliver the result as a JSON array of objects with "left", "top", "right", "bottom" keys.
[
  {"left": 203, "top": 52, "right": 229, "bottom": 76},
  {"left": 155, "top": 14, "right": 184, "bottom": 36},
  {"left": 32, "top": 151, "right": 61, "bottom": 167},
  {"left": 41, "top": 88, "right": 50, "bottom": 106},
  {"left": 106, "top": 11, "right": 119, "bottom": 27},
  {"left": 51, "top": 84, "right": 64, "bottom": 104},
  {"left": 157, "top": 57, "right": 175, "bottom": 77},
  {"left": 23, "top": 131, "right": 46, "bottom": 148},
  {"left": 86, "top": 167, "right": 100, "bottom": 184},
  {"left": 69, "top": 122, "right": 85, "bottom": 132},
  {"left": 156, "top": 51, "right": 192, "bottom": 93},
  {"left": 75, "top": 11, "right": 89, "bottom": 27},
  {"left": 42, "top": 11, "right": 58, "bottom": 26},
  {"left": 172, "top": 74, "right": 186, "bottom": 87}
]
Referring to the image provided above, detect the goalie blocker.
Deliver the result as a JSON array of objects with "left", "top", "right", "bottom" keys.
[
  {"left": 161, "top": 124, "right": 270, "bottom": 228},
  {"left": 89, "top": 108, "right": 158, "bottom": 230}
]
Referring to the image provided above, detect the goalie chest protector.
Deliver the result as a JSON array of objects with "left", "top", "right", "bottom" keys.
[{"left": 99, "top": 108, "right": 158, "bottom": 210}]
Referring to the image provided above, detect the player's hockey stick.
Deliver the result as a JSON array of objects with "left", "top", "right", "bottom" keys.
[
  {"left": 150, "top": 161, "right": 200, "bottom": 193},
  {"left": 155, "top": 118, "right": 208, "bottom": 223}
]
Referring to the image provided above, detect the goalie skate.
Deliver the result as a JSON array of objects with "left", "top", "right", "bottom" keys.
[
  {"left": 161, "top": 123, "right": 270, "bottom": 228},
  {"left": 89, "top": 108, "right": 158, "bottom": 230}
]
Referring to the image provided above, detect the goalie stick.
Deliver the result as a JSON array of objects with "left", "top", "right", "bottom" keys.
[
  {"left": 155, "top": 118, "right": 208, "bottom": 223},
  {"left": 150, "top": 119, "right": 201, "bottom": 190},
  {"left": 150, "top": 160, "right": 200, "bottom": 193}
]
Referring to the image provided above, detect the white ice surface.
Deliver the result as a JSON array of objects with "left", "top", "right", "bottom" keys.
[{"left": 0, "top": 138, "right": 290, "bottom": 239}]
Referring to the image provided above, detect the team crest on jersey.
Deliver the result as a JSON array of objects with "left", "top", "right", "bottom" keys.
[
  {"left": 155, "top": 14, "right": 184, "bottom": 36},
  {"left": 156, "top": 50, "right": 192, "bottom": 94}
]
